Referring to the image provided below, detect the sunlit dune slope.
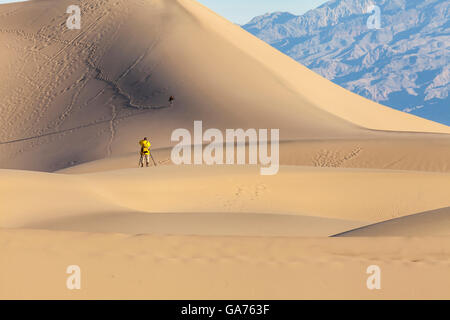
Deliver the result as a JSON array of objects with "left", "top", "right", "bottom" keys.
[
  {"left": 58, "top": 136, "right": 450, "bottom": 174},
  {"left": 2, "top": 229, "right": 450, "bottom": 299},
  {"left": 335, "top": 207, "right": 450, "bottom": 237},
  {"left": 2, "top": 166, "right": 449, "bottom": 231}
]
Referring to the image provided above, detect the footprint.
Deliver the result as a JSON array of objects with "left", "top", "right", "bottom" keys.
[{"left": 313, "top": 146, "right": 362, "bottom": 168}]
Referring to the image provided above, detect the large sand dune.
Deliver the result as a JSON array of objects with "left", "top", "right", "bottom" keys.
[
  {"left": 0, "top": 0, "right": 449, "bottom": 299},
  {"left": 0, "top": 0, "right": 449, "bottom": 171}
]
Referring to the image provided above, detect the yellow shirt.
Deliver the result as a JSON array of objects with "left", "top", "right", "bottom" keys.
[{"left": 139, "top": 140, "right": 151, "bottom": 155}]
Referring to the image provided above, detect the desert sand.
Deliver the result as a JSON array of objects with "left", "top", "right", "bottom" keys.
[
  {"left": 334, "top": 207, "right": 450, "bottom": 237},
  {"left": 0, "top": 0, "right": 449, "bottom": 299}
]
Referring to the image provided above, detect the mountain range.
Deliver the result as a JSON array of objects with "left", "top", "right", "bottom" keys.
[{"left": 243, "top": 0, "right": 449, "bottom": 125}]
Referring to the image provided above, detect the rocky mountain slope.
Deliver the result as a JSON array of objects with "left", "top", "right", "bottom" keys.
[{"left": 243, "top": 0, "right": 449, "bottom": 125}]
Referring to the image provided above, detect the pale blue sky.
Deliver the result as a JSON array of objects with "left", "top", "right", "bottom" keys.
[
  {"left": 0, "top": 0, "right": 329, "bottom": 25},
  {"left": 0, "top": 0, "right": 28, "bottom": 3},
  {"left": 198, "top": 0, "right": 329, "bottom": 24}
]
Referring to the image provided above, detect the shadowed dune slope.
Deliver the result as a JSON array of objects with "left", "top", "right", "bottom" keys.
[{"left": 22, "top": 212, "right": 366, "bottom": 237}]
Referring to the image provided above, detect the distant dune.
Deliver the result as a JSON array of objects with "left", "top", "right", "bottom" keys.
[
  {"left": 335, "top": 207, "right": 450, "bottom": 237},
  {"left": 0, "top": 0, "right": 449, "bottom": 299}
]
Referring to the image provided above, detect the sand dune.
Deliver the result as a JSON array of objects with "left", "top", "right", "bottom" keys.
[
  {"left": 24, "top": 212, "right": 365, "bottom": 237},
  {"left": 2, "top": 229, "right": 450, "bottom": 299},
  {"left": 0, "top": 169, "right": 123, "bottom": 227},
  {"left": 0, "top": 0, "right": 449, "bottom": 300},
  {"left": 58, "top": 136, "right": 450, "bottom": 174},
  {"left": 0, "top": 0, "right": 449, "bottom": 171},
  {"left": 2, "top": 166, "right": 449, "bottom": 228},
  {"left": 335, "top": 207, "right": 450, "bottom": 237}
]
